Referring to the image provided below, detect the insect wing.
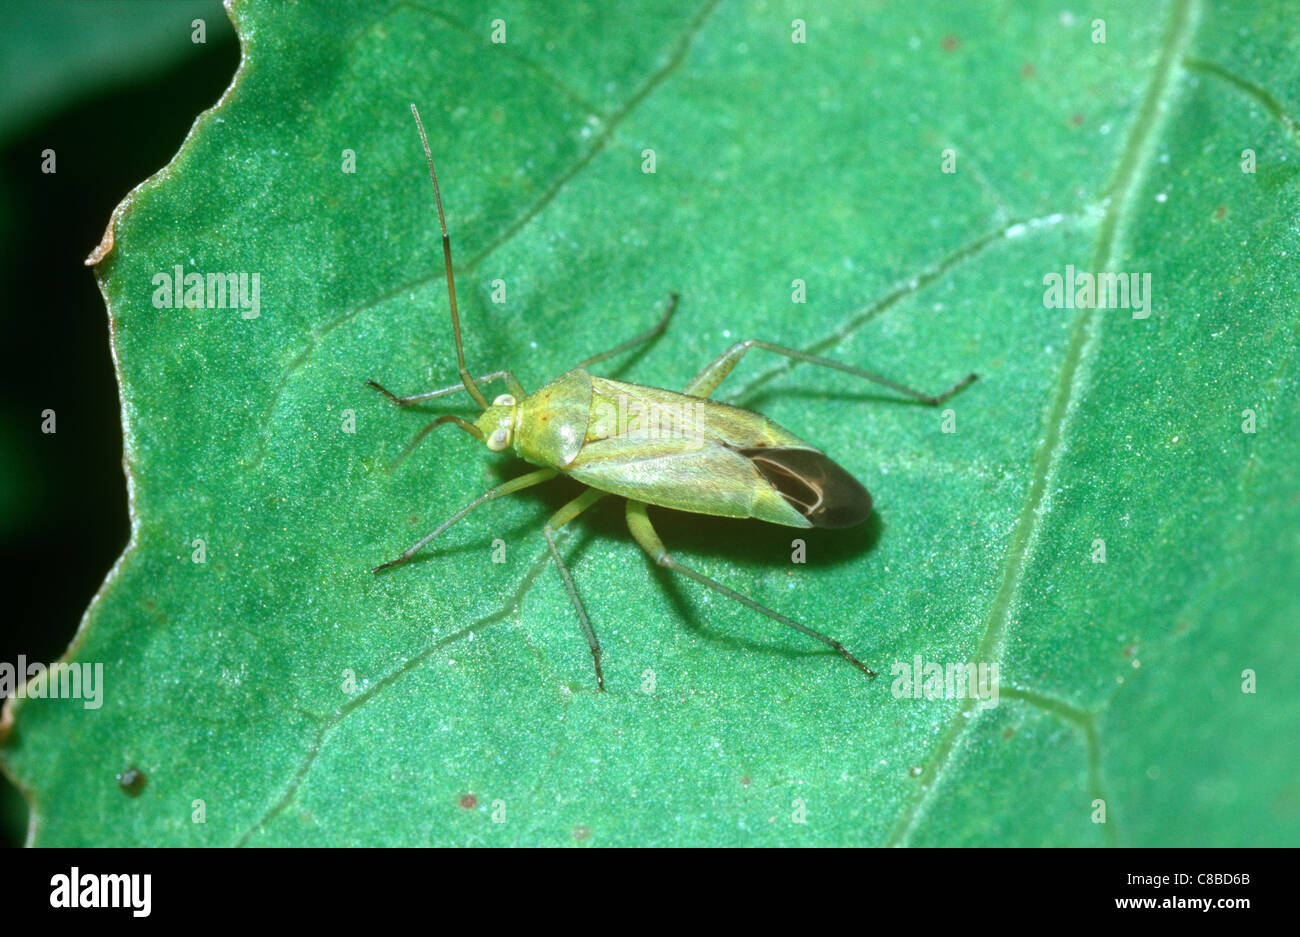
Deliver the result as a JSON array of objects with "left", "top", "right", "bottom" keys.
[{"left": 566, "top": 434, "right": 812, "bottom": 527}]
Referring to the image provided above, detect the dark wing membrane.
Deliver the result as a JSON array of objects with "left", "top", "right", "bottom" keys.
[{"left": 738, "top": 447, "right": 873, "bottom": 528}]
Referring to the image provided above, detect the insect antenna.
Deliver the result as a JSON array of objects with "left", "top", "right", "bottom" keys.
[
  {"left": 387, "top": 413, "right": 485, "bottom": 472},
  {"left": 410, "top": 103, "right": 490, "bottom": 411}
]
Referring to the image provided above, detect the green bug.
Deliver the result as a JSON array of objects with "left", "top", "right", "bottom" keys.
[{"left": 369, "top": 105, "right": 977, "bottom": 690}]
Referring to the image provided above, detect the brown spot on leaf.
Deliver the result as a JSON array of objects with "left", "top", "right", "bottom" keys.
[{"left": 117, "top": 767, "right": 147, "bottom": 797}]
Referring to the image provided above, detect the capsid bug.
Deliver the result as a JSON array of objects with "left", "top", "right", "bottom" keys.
[{"left": 369, "top": 105, "right": 977, "bottom": 690}]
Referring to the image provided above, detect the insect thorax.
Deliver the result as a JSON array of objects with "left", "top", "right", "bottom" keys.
[{"left": 513, "top": 370, "right": 594, "bottom": 468}]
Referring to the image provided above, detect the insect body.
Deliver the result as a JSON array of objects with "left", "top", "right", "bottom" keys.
[
  {"left": 370, "top": 105, "right": 977, "bottom": 690},
  {"left": 485, "top": 370, "right": 872, "bottom": 529}
]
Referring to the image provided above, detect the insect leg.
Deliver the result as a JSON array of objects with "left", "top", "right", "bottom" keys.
[
  {"left": 572, "top": 292, "right": 679, "bottom": 370},
  {"left": 367, "top": 370, "right": 526, "bottom": 407},
  {"left": 541, "top": 488, "right": 608, "bottom": 690},
  {"left": 373, "top": 468, "right": 557, "bottom": 573},
  {"left": 683, "top": 339, "right": 976, "bottom": 405},
  {"left": 625, "top": 500, "right": 877, "bottom": 678},
  {"left": 535, "top": 488, "right": 605, "bottom": 686}
]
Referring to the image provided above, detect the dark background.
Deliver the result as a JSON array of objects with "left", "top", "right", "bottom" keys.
[{"left": 0, "top": 1, "right": 239, "bottom": 847}]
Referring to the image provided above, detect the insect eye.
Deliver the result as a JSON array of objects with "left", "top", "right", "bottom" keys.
[
  {"left": 487, "top": 427, "right": 511, "bottom": 451},
  {"left": 492, "top": 394, "right": 516, "bottom": 407}
]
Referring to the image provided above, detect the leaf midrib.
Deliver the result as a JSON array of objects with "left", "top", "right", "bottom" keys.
[{"left": 884, "top": 0, "right": 1202, "bottom": 847}]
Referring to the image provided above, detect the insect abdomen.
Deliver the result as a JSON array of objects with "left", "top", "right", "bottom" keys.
[{"left": 570, "top": 374, "right": 874, "bottom": 527}]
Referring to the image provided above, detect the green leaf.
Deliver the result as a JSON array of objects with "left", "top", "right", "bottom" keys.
[{"left": 3, "top": 0, "right": 1296, "bottom": 846}]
